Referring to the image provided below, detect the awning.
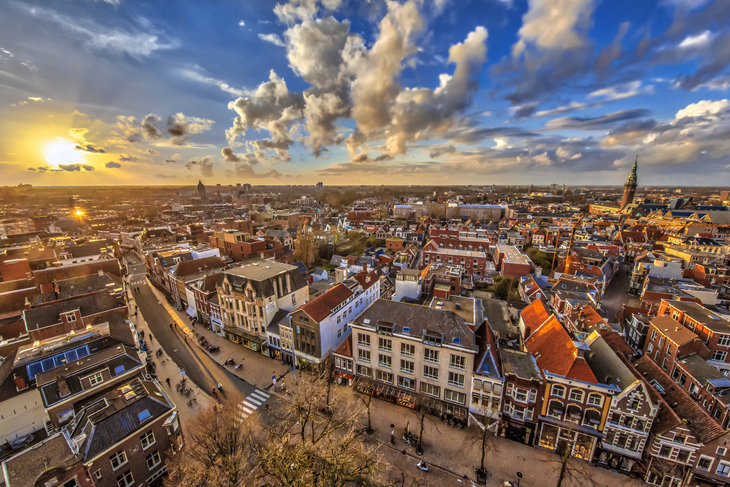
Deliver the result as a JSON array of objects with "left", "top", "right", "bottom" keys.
[
  {"left": 186, "top": 307, "right": 196, "bottom": 317},
  {"left": 223, "top": 326, "right": 266, "bottom": 344}
]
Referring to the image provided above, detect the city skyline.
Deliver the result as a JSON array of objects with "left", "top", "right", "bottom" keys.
[{"left": 2, "top": 0, "right": 730, "bottom": 186}]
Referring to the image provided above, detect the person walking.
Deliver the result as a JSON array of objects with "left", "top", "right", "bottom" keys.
[{"left": 165, "top": 378, "right": 170, "bottom": 387}]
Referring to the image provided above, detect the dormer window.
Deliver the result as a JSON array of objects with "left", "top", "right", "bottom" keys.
[
  {"left": 377, "top": 322, "right": 393, "bottom": 336},
  {"left": 64, "top": 312, "right": 76, "bottom": 323}
]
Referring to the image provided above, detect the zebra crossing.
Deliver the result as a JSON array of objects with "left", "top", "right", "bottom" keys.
[
  {"left": 236, "top": 389, "right": 270, "bottom": 421},
  {"left": 130, "top": 279, "right": 146, "bottom": 285}
]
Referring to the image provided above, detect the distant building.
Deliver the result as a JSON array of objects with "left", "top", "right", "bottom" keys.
[
  {"left": 621, "top": 157, "right": 638, "bottom": 209},
  {"left": 197, "top": 179, "right": 207, "bottom": 200}
]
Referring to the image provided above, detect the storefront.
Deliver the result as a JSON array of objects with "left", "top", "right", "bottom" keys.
[
  {"left": 423, "top": 397, "right": 468, "bottom": 424},
  {"left": 536, "top": 421, "right": 599, "bottom": 461},
  {"left": 355, "top": 379, "right": 419, "bottom": 410},
  {"left": 222, "top": 326, "right": 268, "bottom": 355}
]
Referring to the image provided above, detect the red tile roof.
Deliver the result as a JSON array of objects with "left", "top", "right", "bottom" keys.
[
  {"left": 333, "top": 333, "right": 352, "bottom": 357},
  {"left": 520, "top": 298, "right": 549, "bottom": 333},
  {"left": 525, "top": 315, "right": 597, "bottom": 384},
  {"left": 301, "top": 283, "right": 353, "bottom": 322},
  {"left": 353, "top": 269, "right": 379, "bottom": 291}
]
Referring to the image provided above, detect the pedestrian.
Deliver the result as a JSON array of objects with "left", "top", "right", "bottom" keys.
[{"left": 166, "top": 378, "right": 170, "bottom": 387}]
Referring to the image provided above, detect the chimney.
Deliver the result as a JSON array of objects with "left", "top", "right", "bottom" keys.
[
  {"left": 13, "top": 375, "right": 26, "bottom": 391},
  {"left": 98, "top": 269, "right": 104, "bottom": 276},
  {"left": 363, "top": 261, "right": 368, "bottom": 274}
]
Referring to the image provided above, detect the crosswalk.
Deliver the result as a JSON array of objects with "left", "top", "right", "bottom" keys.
[
  {"left": 129, "top": 278, "right": 147, "bottom": 285},
  {"left": 236, "top": 389, "right": 270, "bottom": 421}
]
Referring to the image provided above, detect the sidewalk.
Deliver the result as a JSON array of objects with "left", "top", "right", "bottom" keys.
[
  {"left": 125, "top": 285, "right": 212, "bottom": 426},
  {"left": 361, "top": 395, "right": 643, "bottom": 487},
  {"left": 145, "top": 280, "right": 292, "bottom": 393}
]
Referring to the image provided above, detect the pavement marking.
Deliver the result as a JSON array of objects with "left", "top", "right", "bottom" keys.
[
  {"left": 246, "top": 396, "right": 263, "bottom": 406},
  {"left": 243, "top": 401, "right": 258, "bottom": 410},
  {"left": 240, "top": 406, "right": 254, "bottom": 414},
  {"left": 253, "top": 390, "right": 270, "bottom": 399}
]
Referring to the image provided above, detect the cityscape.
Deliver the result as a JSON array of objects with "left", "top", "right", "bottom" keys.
[{"left": 2, "top": 1, "right": 730, "bottom": 487}]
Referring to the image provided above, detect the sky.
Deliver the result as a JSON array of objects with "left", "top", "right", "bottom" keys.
[{"left": 1, "top": 0, "right": 730, "bottom": 187}]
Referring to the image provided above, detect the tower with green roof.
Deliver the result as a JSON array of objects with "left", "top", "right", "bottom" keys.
[{"left": 621, "top": 156, "right": 638, "bottom": 209}]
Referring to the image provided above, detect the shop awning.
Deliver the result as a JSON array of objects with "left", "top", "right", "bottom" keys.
[{"left": 223, "top": 326, "right": 266, "bottom": 344}]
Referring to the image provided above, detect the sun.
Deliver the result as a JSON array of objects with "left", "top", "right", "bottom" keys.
[{"left": 44, "top": 138, "right": 85, "bottom": 167}]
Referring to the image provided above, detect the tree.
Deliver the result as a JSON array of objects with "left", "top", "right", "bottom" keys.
[
  {"left": 354, "top": 393, "right": 374, "bottom": 434},
  {"left": 294, "top": 219, "right": 315, "bottom": 268},
  {"left": 471, "top": 415, "right": 499, "bottom": 476}
]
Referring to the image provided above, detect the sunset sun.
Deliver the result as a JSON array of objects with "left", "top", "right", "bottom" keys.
[{"left": 44, "top": 138, "right": 85, "bottom": 167}]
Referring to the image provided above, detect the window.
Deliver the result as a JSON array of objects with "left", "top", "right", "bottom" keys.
[
  {"left": 94, "top": 470, "right": 102, "bottom": 480},
  {"left": 117, "top": 470, "right": 134, "bottom": 487},
  {"left": 423, "top": 365, "right": 439, "bottom": 381},
  {"left": 698, "top": 456, "right": 714, "bottom": 471},
  {"left": 445, "top": 389, "right": 466, "bottom": 405},
  {"left": 138, "top": 409, "right": 151, "bottom": 422},
  {"left": 378, "top": 338, "right": 392, "bottom": 352},
  {"left": 673, "top": 434, "right": 687, "bottom": 444},
  {"left": 356, "top": 365, "right": 372, "bottom": 377},
  {"left": 357, "top": 333, "right": 370, "bottom": 347},
  {"left": 650, "top": 330, "right": 657, "bottom": 341},
  {"left": 448, "top": 372, "right": 465, "bottom": 388},
  {"left": 376, "top": 370, "right": 393, "bottom": 384},
  {"left": 551, "top": 385, "right": 565, "bottom": 398},
  {"left": 569, "top": 389, "right": 584, "bottom": 402},
  {"left": 398, "top": 376, "right": 415, "bottom": 390},
  {"left": 718, "top": 447, "right": 727, "bottom": 456},
  {"left": 140, "top": 431, "right": 155, "bottom": 449},
  {"left": 714, "top": 351, "right": 728, "bottom": 362},
  {"left": 401, "top": 343, "right": 415, "bottom": 357},
  {"left": 718, "top": 461, "right": 730, "bottom": 477},
  {"left": 88, "top": 372, "right": 104, "bottom": 386},
  {"left": 63, "top": 480, "right": 78, "bottom": 487},
  {"left": 676, "top": 449, "right": 690, "bottom": 464},
  {"left": 378, "top": 354, "right": 392, "bottom": 368},
  {"left": 719, "top": 335, "right": 730, "bottom": 347},
  {"left": 358, "top": 349, "right": 371, "bottom": 363},
  {"left": 400, "top": 360, "right": 414, "bottom": 374},
  {"left": 420, "top": 382, "right": 440, "bottom": 397},
  {"left": 588, "top": 392, "right": 603, "bottom": 406},
  {"left": 628, "top": 398, "right": 640, "bottom": 411},
  {"left": 647, "top": 343, "right": 653, "bottom": 354},
  {"left": 658, "top": 445, "right": 672, "bottom": 459},
  {"left": 64, "top": 312, "right": 76, "bottom": 323},
  {"left": 449, "top": 354, "right": 466, "bottom": 370},
  {"left": 110, "top": 449, "right": 128, "bottom": 471},
  {"left": 292, "top": 294, "right": 297, "bottom": 306},
  {"left": 146, "top": 450, "right": 161, "bottom": 470},
  {"left": 424, "top": 348, "right": 439, "bottom": 364}
]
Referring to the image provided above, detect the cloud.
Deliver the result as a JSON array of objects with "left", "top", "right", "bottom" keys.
[
  {"left": 165, "top": 153, "right": 181, "bottom": 163},
  {"left": 154, "top": 173, "right": 175, "bottom": 179},
  {"left": 429, "top": 145, "right": 457, "bottom": 158},
  {"left": 545, "top": 109, "right": 651, "bottom": 130},
  {"left": 74, "top": 144, "right": 106, "bottom": 153},
  {"left": 675, "top": 99, "right": 729, "bottom": 119},
  {"left": 221, "top": 147, "right": 239, "bottom": 162},
  {"left": 273, "top": 0, "right": 342, "bottom": 24},
  {"left": 512, "top": 0, "right": 597, "bottom": 55},
  {"left": 588, "top": 80, "right": 654, "bottom": 102},
  {"left": 349, "top": 152, "right": 393, "bottom": 164},
  {"left": 24, "top": 5, "right": 178, "bottom": 59},
  {"left": 56, "top": 163, "right": 95, "bottom": 172},
  {"left": 119, "top": 154, "right": 138, "bottom": 162},
  {"left": 181, "top": 69, "right": 252, "bottom": 97},
  {"left": 105, "top": 161, "right": 122, "bottom": 168},
  {"left": 184, "top": 156, "right": 215, "bottom": 177},
  {"left": 146, "top": 149, "right": 158, "bottom": 155},
  {"left": 166, "top": 113, "right": 215, "bottom": 144},
  {"left": 142, "top": 114, "right": 163, "bottom": 138},
  {"left": 258, "top": 33, "right": 286, "bottom": 47},
  {"left": 238, "top": 20, "right": 245, "bottom": 27},
  {"left": 28, "top": 96, "right": 44, "bottom": 101}
]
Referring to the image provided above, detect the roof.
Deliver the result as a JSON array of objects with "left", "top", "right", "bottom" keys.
[
  {"left": 301, "top": 284, "right": 353, "bottom": 322},
  {"left": 68, "top": 378, "right": 174, "bottom": 461},
  {"left": 482, "top": 298, "right": 514, "bottom": 338},
  {"left": 2, "top": 434, "right": 75, "bottom": 487},
  {"left": 664, "top": 300, "right": 730, "bottom": 334},
  {"left": 353, "top": 299, "right": 476, "bottom": 351},
  {"left": 676, "top": 353, "right": 730, "bottom": 388},
  {"left": 500, "top": 348, "right": 542, "bottom": 381},
  {"left": 224, "top": 261, "right": 298, "bottom": 281},
  {"left": 172, "top": 255, "right": 225, "bottom": 278},
  {"left": 332, "top": 333, "right": 352, "bottom": 358},
  {"left": 584, "top": 331, "right": 637, "bottom": 391},
  {"left": 525, "top": 315, "right": 597, "bottom": 383},
  {"left": 650, "top": 315, "right": 698, "bottom": 345},
  {"left": 23, "top": 293, "right": 126, "bottom": 331},
  {"left": 633, "top": 355, "right": 725, "bottom": 443},
  {"left": 520, "top": 299, "right": 550, "bottom": 334},
  {"left": 353, "top": 269, "right": 380, "bottom": 291},
  {"left": 32, "top": 259, "right": 122, "bottom": 289}
]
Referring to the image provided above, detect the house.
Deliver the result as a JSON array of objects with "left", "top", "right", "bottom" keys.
[
  {"left": 494, "top": 245, "right": 534, "bottom": 280},
  {"left": 349, "top": 299, "right": 477, "bottom": 423},
  {"left": 585, "top": 332, "right": 659, "bottom": 473},
  {"left": 422, "top": 240, "right": 488, "bottom": 279},
  {"left": 499, "top": 348, "right": 543, "bottom": 445},
  {"left": 642, "top": 315, "right": 711, "bottom": 373},
  {"left": 217, "top": 262, "right": 309, "bottom": 355}
]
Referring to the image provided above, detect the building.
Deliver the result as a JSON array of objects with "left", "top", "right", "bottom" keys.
[
  {"left": 499, "top": 348, "right": 543, "bottom": 445},
  {"left": 494, "top": 245, "right": 534, "bottom": 280},
  {"left": 422, "top": 240, "right": 488, "bottom": 279},
  {"left": 621, "top": 157, "right": 638, "bottom": 209},
  {"left": 349, "top": 299, "right": 477, "bottom": 422},
  {"left": 217, "top": 262, "right": 308, "bottom": 355},
  {"left": 392, "top": 268, "right": 422, "bottom": 303},
  {"left": 197, "top": 179, "right": 206, "bottom": 200}
]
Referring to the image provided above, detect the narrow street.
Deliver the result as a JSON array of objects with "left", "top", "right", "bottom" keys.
[{"left": 601, "top": 263, "right": 639, "bottom": 325}]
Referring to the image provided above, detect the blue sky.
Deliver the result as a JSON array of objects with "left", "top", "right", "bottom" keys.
[{"left": 1, "top": 0, "right": 729, "bottom": 186}]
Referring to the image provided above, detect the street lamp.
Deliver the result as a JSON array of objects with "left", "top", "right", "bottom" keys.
[{"left": 516, "top": 472, "right": 522, "bottom": 487}]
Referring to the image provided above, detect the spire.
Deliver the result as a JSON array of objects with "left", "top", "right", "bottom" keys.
[{"left": 626, "top": 155, "right": 638, "bottom": 185}]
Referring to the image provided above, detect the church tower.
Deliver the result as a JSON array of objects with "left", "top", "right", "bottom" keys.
[
  {"left": 197, "top": 179, "right": 206, "bottom": 200},
  {"left": 621, "top": 156, "right": 638, "bottom": 209}
]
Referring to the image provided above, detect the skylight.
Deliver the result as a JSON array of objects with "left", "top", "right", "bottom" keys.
[{"left": 138, "top": 409, "right": 151, "bottom": 422}]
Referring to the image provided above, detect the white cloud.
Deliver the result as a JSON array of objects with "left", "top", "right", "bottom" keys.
[
  {"left": 24, "top": 6, "right": 177, "bottom": 59},
  {"left": 675, "top": 99, "right": 729, "bottom": 119},
  {"left": 589, "top": 80, "right": 654, "bottom": 101},
  {"left": 258, "top": 33, "right": 286, "bottom": 47},
  {"left": 238, "top": 20, "right": 245, "bottom": 27},
  {"left": 512, "top": 0, "right": 597, "bottom": 56},
  {"left": 180, "top": 69, "right": 253, "bottom": 97},
  {"left": 678, "top": 30, "right": 715, "bottom": 49}
]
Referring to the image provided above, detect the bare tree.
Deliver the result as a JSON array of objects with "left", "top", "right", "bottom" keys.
[
  {"left": 354, "top": 392, "right": 374, "bottom": 434},
  {"left": 294, "top": 218, "right": 315, "bottom": 268},
  {"left": 470, "top": 415, "right": 499, "bottom": 476}
]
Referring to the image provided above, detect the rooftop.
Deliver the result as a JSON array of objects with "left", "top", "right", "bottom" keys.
[
  {"left": 428, "top": 295, "right": 480, "bottom": 325},
  {"left": 500, "top": 348, "right": 541, "bottom": 381},
  {"left": 224, "top": 261, "right": 297, "bottom": 281},
  {"left": 651, "top": 315, "right": 700, "bottom": 345},
  {"left": 664, "top": 300, "right": 730, "bottom": 334}
]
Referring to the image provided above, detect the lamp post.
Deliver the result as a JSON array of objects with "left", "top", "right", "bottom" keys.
[{"left": 516, "top": 472, "right": 522, "bottom": 487}]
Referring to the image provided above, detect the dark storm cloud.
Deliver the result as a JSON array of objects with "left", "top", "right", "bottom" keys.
[{"left": 545, "top": 109, "right": 650, "bottom": 130}]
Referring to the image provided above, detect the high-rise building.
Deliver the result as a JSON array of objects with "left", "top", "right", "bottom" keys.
[
  {"left": 197, "top": 179, "right": 206, "bottom": 200},
  {"left": 621, "top": 156, "right": 638, "bottom": 209}
]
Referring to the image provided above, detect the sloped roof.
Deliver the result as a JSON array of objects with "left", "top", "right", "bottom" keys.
[
  {"left": 633, "top": 355, "right": 725, "bottom": 443},
  {"left": 353, "top": 269, "right": 380, "bottom": 291},
  {"left": 23, "top": 293, "right": 125, "bottom": 331},
  {"left": 301, "top": 284, "right": 353, "bottom": 322},
  {"left": 525, "top": 315, "right": 597, "bottom": 383},
  {"left": 520, "top": 298, "right": 549, "bottom": 333},
  {"left": 333, "top": 333, "right": 352, "bottom": 357},
  {"left": 173, "top": 255, "right": 225, "bottom": 278},
  {"left": 651, "top": 315, "right": 698, "bottom": 346}
]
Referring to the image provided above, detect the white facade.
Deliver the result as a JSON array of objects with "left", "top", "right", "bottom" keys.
[{"left": 393, "top": 273, "right": 421, "bottom": 302}]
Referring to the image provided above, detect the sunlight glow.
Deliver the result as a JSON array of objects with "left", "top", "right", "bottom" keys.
[{"left": 44, "top": 138, "right": 85, "bottom": 167}]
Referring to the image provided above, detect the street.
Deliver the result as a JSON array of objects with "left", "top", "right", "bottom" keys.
[{"left": 601, "top": 263, "right": 639, "bottom": 326}]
